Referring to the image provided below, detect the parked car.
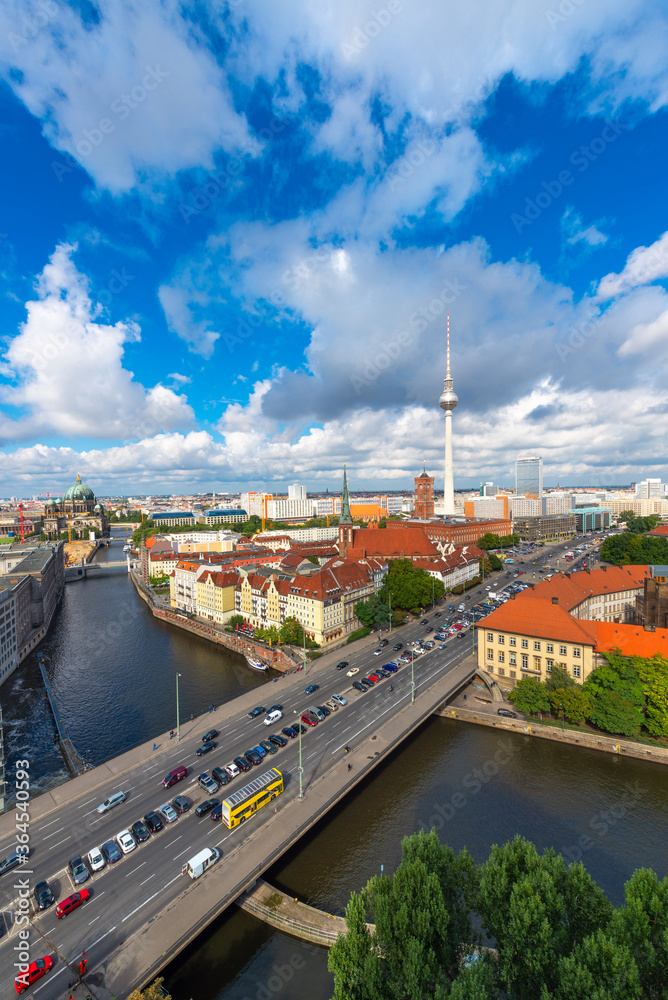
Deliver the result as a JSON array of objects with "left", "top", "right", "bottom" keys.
[
  {"left": 317, "top": 704, "right": 330, "bottom": 717},
  {"left": 252, "top": 744, "right": 267, "bottom": 758},
  {"left": 497, "top": 708, "right": 518, "bottom": 719},
  {"left": 212, "top": 766, "right": 231, "bottom": 786},
  {"left": 225, "top": 762, "right": 241, "bottom": 777},
  {"left": 143, "top": 811, "right": 164, "bottom": 833},
  {"left": 259, "top": 739, "right": 278, "bottom": 755},
  {"left": 69, "top": 855, "right": 90, "bottom": 883},
  {"left": 195, "top": 798, "right": 220, "bottom": 817},
  {"left": 325, "top": 699, "right": 339, "bottom": 712},
  {"left": 368, "top": 673, "right": 380, "bottom": 683},
  {"left": 244, "top": 749, "right": 262, "bottom": 766},
  {"left": 88, "top": 846, "right": 106, "bottom": 871},
  {"left": 130, "top": 819, "right": 151, "bottom": 842},
  {"left": 101, "top": 840, "right": 122, "bottom": 864},
  {"left": 332, "top": 693, "right": 348, "bottom": 706},
  {"left": 269, "top": 733, "right": 287, "bottom": 747},
  {"left": 171, "top": 795, "right": 190, "bottom": 814},
  {"left": 361, "top": 678, "right": 374, "bottom": 688},
  {"left": 34, "top": 881, "right": 54, "bottom": 910},
  {"left": 294, "top": 722, "right": 307, "bottom": 735},
  {"left": 233, "top": 755, "right": 252, "bottom": 772},
  {"left": 352, "top": 681, "right": 366, "bottom": 692},
  {"left": 301, "top": 712, "right": 318, "bottom": 727},
  {"left": 281, "top": 726, "right": 298, "bottom": 739},
  {"left": 159, "top": 803, "right": 178, "bottom": 824},
  {"left": 198, "top": 773, "right": 218, "bottom": 794},
  {"left": 116, "top": 829, "right": 137, "bottom": 854},
  {"left": 14, "top": 956, "right": 54, "bottom": 994}
]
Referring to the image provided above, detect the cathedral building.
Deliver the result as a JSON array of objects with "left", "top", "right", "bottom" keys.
[{"left": 43, "top": 475, "right": 109, "bottom": 539}]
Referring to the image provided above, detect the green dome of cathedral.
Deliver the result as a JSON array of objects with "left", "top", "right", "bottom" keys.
[{"left": 63, "top": 474, "right": 95, "bottom": 502}]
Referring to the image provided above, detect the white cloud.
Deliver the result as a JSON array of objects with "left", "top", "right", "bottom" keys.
[
  {"left": 619, "top": 306, "right": 668, "bottom": 357},
  {"left": 0, "top": 243, "right": 194, "bottom": 443},
  {"left": 561, "top": 207, "right": 608, "bottom": 248},
  {"left": 597, "top": 231, "right": 668, "bottom": 300}
]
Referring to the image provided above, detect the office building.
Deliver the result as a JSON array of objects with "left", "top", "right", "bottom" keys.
[
  {"left": 288, "top": 483, "right": 306, "bottom": 500},
  {"left": 515, "top": 456, "right": 543, "bottom": 497}
]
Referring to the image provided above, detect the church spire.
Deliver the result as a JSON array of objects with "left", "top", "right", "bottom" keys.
[{"left": 340, "top": 463, "right": 353, "bottom": 524}]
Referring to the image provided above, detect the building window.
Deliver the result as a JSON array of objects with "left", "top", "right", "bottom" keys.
[
  {"left": 573, "top": 647, "right": 580, "bottom": 657},
  {"left": 546, "top": 659, "right": 553, "bottom": 672},
  {"left": 559, "top": 645, "right": 567, "bottom": 656},
  {"left": 498, "top": 651, "right": 505, "bottom": 663},
  {"left": 521, "top": 638, "right": 528, "bottom": 649},
  {"left": 497, "top": 667, "right": 505, "bottom": 676},
  {"left": 498, "top": 635, "right": 504, "bottom": 644},
  {"left": 509, "top": 652, "right": 516, "bottom": 665},
  {"left": 487, "top": 649, "right": 494, "bottom": 660},
  {"left": 533, "top": 656, "right": 541, "bottom": 670},
  {"left": 487, "top": 632, "right": 493, "bottom": 642},
  {"left": 521, "top": 654, "right": 528, "bottom": 669},
  {"left": 573, "top": 664, "right": 581, "bottom": 678},
  {"left": 546, "top": 642, "right": 553, "bottom": 653},
  {"left": 509, "top": 637, "right": 516, "bottom": 647},
  {"left": 533, "top": 641, "right": 541, "bottom": 651},
  {"left": 509, "top": 670, "right": 516, "bottom": 679}
]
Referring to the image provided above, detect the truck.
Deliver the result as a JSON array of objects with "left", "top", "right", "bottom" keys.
[{"left": 181, "top": 846, "right": 220, "bottom": 879}]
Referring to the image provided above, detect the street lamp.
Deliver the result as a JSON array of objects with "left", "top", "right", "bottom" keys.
[
  {"left": 293, "top": 710, "right": 304, "bottom": 799},
  {"left": 558, "top": 701, "right": 565, "bottom": 731},
  {"left": 411, "top": 647, "right": 415, "bottom": 704},
  {"left": 175, "top": 672, "right": 182, "bottom": 740}
]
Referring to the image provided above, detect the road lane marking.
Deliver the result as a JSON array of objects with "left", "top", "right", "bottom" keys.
[
  {"left": 85, "top": 925, "right": 117, "bottom": 950},
  {"left": 33, "top": 966, "right": 66, "bottom": 993},
  {"left": 42, "top": 826, "right": 65, "bottom": 840},
  {"left": 48, "top": 836, "right": 71, "bottom": 850},
  {"left": 36, "top": 818, "right": 61, "bottom": 831},
  {"left": 164, "top": 836, "right": 182, "bottom": 849},
  {"left": 173, "top": 845, "right": 191, "bottom": 859},
  {"left": 140, "top": 873, "right": 155, "bottom": 886},
  {"left": 89, "top": 915, "right": 100, "bottom": 925},
  {"left": 121, "top": 874, "right": 181, "bottom": 922},
  {"left": 125, "top": 862, "right": 146, "bottom": 877},
  {"left": 77, "top": 797, "right": 97, "bottom": 809}
]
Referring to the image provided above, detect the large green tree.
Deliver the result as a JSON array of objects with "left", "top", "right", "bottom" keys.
[
  {"left": 548, "top": 687, "right": 592, "bottom": 726},
  {"left": 508, "top": 677, "right": 550, "bottom": 715},
  {"left": 588, "top": 689, "right": 644, "bottom": 737},
  {"left": 355, "top": 593, "right": 391, "bottom": 631},
  {"left": 379, "top": 559, "right": 444, "bottom": 613},
  {"left": 600, "top": 530, "right": 668, "bottom": 566}
]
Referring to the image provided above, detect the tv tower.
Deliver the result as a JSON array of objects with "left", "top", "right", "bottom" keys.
[{"left": 439, "top": 313, "right": 458, "bottom": 516}]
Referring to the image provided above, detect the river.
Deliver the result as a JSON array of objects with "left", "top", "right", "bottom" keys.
[{"left": 1, "top": 532, "right": 667, "bottom": 1000}]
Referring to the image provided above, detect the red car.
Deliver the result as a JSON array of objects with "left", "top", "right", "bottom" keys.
[
  {"left": 301, "top": 713, "right": 318, "bottom": 727},
  {"left": 55, "top": 888, "right": 90, "bottom": 919},
  {"left": 15, "top": 957, "right": 54, "bottom": 994},
  {"left": 368, "top": 673, "right": 380, "bottom": 682}
]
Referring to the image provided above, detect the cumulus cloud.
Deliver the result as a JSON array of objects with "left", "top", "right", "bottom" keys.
[
  {"left": 561, "top": 207, "right": 608, "bottom": 248},
  {"left": 0, "top": 243, "right": 194, "bottom": 443},
  {"left": 597, "top": 231, "right": 668, "bottom": 300}
]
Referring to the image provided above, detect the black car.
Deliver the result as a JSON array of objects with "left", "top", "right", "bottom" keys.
[
  {"left": 172, "top": 795, "right": 190, "bottom": 814},
  {"left": 336, "top": 661, "right": 349, "bottom": 669},
  {"left": 379, "top": 639, "right": 389, "bottom": 647},
  {"left": 211, "top": 803, "right": 223, "bottom": 821},
  {"left": 434, "top": 612, "right": 442, "bottom": 617},
  {"left": 317, "top": 705, "right": 330, "bottom": 717},
  {"left": 498, "top": 708, "right": 518, "bottom": 719},
  {"left": 294, "top": 722, "right": 307, "bottom": 735},
  {"left": 259, "top": 739, "right": 278, "bottom": 755},
  {"left": 212, "top": 766, "right": 231, "bottom": 786},
  {"left": 101, "top": 841, "right": 121, "bottom": 864},
  {"left": 267, "top": 704, "right": 283, "bottom": 713},
  {"left": 244, "top": 749, "right": 262, "bottom": 766},
  {"left": 268, "top": 733, "right": 287, "bottom": 747},
  {"left": 69, "top": 855, "right": 90, "bottom": 882},
  {"left": 421, "top": 618, "right": 429, "bottom": 624},
  {"left": 281, "top": 726, "right": 298, "bottom": 739},
  {"left": 195, "top": 798, "right": 220, "bottom": 817},
  {"left": 361, "top": 677, "right": 374, "bottom": 687},
  {"left": 0, "top": 851, "right": 25, "bottom": 876},
  {"left": 130, "top": 819, "right": 150, "bottom": 842},
  {"left": 247, "top": 706, "right": 266, "bottom": 719},
  {"left": 233, "top": 755, "right": 252, "bottom": 772},
  {"left": 375, "top": 669, "right": 391, "bottom": 679},
  {"left": 393, "top": 642, "right": 403, "bottom": 650},
  {"left": 34, "top": 880, "right": 54, "bottom": 910},
  {"left": 144, "top": 811, "right": 164, "bottom": 833},
  {"left": 196, "top": 740, "right": 217, "bottom": 756},
  {"left": 201, "top": 729, "right": 219, "bottom": 742},
  {"left": 352, "top": 680, "right": 366, "bottom": 692},
  {"left": 304, "top": 684, "right": 319, "bottom": 694}
]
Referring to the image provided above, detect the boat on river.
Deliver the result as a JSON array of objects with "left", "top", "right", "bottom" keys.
[{"left": 245, "top": 656, "right": 268, "bottom": 671}]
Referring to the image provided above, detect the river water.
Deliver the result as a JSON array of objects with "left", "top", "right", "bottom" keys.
[{"left": 2, "top": 532, "right": 667, "bottom": 1000}]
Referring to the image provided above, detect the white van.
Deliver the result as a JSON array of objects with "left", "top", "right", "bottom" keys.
[
  {"left": 264, "top": 709, "right": 283, "bottom": 726},
  {"left": 96, "top": 790, "right": 126, "bottom": 814},
  {"left": 182, "top": 847, "right": 220, "bottom": 879}
]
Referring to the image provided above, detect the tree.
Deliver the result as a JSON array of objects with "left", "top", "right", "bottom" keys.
[
  {"left": 127, "top": 978, "right": 171, "bottom": 1000},
  {"left": 355, "top": 593, "right": 391, "bottom": 631},
  {"left": 545, "top": 665, "right": 577, "bottom": 692},
  {"left": 477, "top": 533, "right": 502, "bottom": 551},
  {"left": 508, "top": 677, "right": 550, "bottom": 715},
  {"left": 228, "top": 613, "right": 246, "bottom": 631},
  {"left": 380, "top": 559, "right": 444, "bottom": 612},
  {"left": 548, "top": 687, "right": 591, "bottom": 726},
  {"left": 588, "top": 689, "right": 643, "bottom": 737},
  {"left": 600, "top": 530, "right": 668, "bottom": 566},
  {"left": 631, "top": 653, "right": 668, "bottom": 738},
  {"left": 584, "top": 654, "right": 645, "bottom": 709},
  {"left": 307, "top": 554, "right": 319, "bottom": 564},
  {"left": 279, "top": 616, "right": 305, "bottom": 645},
  {"left": 487, "top": 553, "right": 503, "bottom": 572},
  {"left": 610, "top": 867, "right": 668, "bottom": 998}
]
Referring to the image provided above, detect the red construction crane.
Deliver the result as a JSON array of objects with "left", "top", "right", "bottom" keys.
[{"left": 18, "top": 503, "right": 25, "bottom": 543}]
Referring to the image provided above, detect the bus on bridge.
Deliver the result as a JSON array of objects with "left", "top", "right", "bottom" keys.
[{"left": 222, "top": 768, "right": 283, "bottom": 828}]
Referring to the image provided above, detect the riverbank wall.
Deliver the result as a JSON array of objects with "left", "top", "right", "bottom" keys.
[
  {"left": 438, "top": 705, "right": 668, "bottom": 764},
  {"left": 130, "top": 572, "right": 302, "bottom": 673}
]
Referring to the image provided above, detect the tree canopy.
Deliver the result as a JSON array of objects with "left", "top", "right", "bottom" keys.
[
  {"left": 329, "top": 830, "right": 668, "bottom": 1000},
  {"left": 600, "top": 529, "right": 668, "bottom": 566},
  {"left": 378, "top": 559, "right": 444, "bottom": 613}
]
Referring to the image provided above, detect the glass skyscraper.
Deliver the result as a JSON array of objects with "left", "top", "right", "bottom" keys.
[{"left": 516, "top": 456, "right": 543, "bottom": 496}]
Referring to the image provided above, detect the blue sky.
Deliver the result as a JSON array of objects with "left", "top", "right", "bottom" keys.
[{"left": 1, "top": 0, "right": 668, "bottom": 497}]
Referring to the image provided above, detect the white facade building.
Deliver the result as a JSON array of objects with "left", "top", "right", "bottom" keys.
[
  {"left": 515, "top": 456, "right": 543, "bottom": 497},
  {"left": 265, "top": 497, "right": 315, "bottom": 520},
  {"left": 288, "top": 483, "right": 306, "bottom": 500}
]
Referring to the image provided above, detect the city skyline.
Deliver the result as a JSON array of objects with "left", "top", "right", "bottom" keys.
[{"left": 1, "top": 3, "right": 668, "bottom": 494}]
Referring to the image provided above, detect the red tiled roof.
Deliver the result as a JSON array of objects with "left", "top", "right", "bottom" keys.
[
  {"left": 346, "top": 526, "right": 439, "bottom": 560},
  {"left": 649, "top": 525, "right": 668, "bottom": 536},
  {"left": 480, "top": 597, "right": 599, "bottom": 646},
  {"left": 521, "top": 565, "right": 649, "bottom": 610},
  {"left": 593, "top": 621, "right": 668, "bottom": 658}
]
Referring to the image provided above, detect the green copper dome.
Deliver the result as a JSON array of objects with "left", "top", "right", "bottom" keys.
[{"left": 63, "top": 474, "right": 95, "bottom": 502}]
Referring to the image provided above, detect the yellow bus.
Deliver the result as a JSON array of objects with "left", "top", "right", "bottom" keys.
[{"left": 221, "top": 768, "right": 283, "bottom": 828}]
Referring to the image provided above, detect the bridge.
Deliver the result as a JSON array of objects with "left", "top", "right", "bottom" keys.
[
  {"left": 65, "top": 557, "right": 133, "bottom": 582},
  {"left": 36, "top": 654, "right": 92, "bottom": 777},
  {"left": 0, "top": 618, "right": 480, "bottom": 1000}
]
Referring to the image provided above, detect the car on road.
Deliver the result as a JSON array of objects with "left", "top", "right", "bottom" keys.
[
  {"left": 497, "top": 708, "right": 518, "bottom": 719},
  {"left": 233, "top": 755, "right": 253, "bottom": 772},
  {"left": 421, "top": 618, "right": 429, "bottom": 624},
  {"left": 212, "top": 766, "right": 231, "bottom": 786},
  {"left": 347, "top": 666, "right": 359, "bottom": 676},
  {"left": 259, "top": 739, "right": 278, "bottom": 755},
  {"left": 434, "top": 612, "right": 442, "bottom": 617},
  {"left": 201, "top": 729, "right": 219, "bottom": 742},
  {"left": 361, "top": 677, "right": 374, "bottom": 688},
  {"left": 159, "top": 803, "right": 178, "bottom": 824},
  {"left": 393, "top": 642, "right": 403, "bottom": 650},
  {"left": 88, "top": 846, "right": 106, "bottom": 871},
  {"left": 267, "top": 704, "right": 284, "bottom": 713},
  {"left": 336, "top": 661, "right": 349, "bottom": 669},
  {"left": 117, "top": 829, "right": 137, "bottom": 853},
  {"left": 325, "top": 699, "right": 339, "bottom": 712},
  {"left": 14, "top": 956, "right": 54, "bottom": 994},
  {"left": 304, "top": 684, "right": 319, "bottom": 694},
  {"left": 198, "top": 773, "right": 219, "bottom": 794},
  {"left": 195, "top": 798, "right": 220, "bottom": 817},
  {"left": 438, "top": 643, "right": 447, "bottom": 649},
  {"left": 171, "top": 795, "right": 190, "bottom": 814},
  {"left": 162, "top": 766, "right": 188, "bottom": 788},
  {"left": 56, "top": 888, "right": 90, "bottom": 919},
  {"left": 101, "top": 840, "right": 122, "bottom": 864},
  {"left": 211, "top": 803, "right": 223, "bottom": 821},
  {"left": 34, "top": 880, "right": 54, "bottom": 910},
  {"left": 425, "top": 626, "right": 433, "bottom": 633},
  {"left": 332, "top": 693, "right": 348, "bottom": 706},
  {"left": 373, "top": 648, "right": 383, "bottom": 655},
  {"left": 0, "top": 851, "right": 26, "bottom": 877},
  {"left": 225, "top": 762, "right": 240, "bottom": 777},
  {"left": 352, "top": 680, "right": 366, "bottom": 692},
  {"left": 196, "top": 740, "right": 217, "bottom": 756},
  {"left": 281, "top": 726, "right": 298, "bottom": 739},
  {"left": 264, "top": 709, "right": 283, "bottom": 725},
  {"left": 131, "top": 819, "right": 151, "bottom": 842},
  {"left": 69, "top": 855, "right": 90, "bottom": 883},
  {"left": 269, "top": 733, "right": 287, "bottom": 747},
  {"left": 247, "top": 706, "right": 266, "bottom": 719},
  {"left": 301, "top": 712, "right": 318, "bottom": 727},
  {"left": 380, "top": 639, "right": 389, "bottom": 646},
  {"left": 96, "top": 790, "right": 126, "bottom": 814},
  {"left": 143, "top": 811, "right": 164, "bottom": 833},
  {"left": 244, "top": 749, "right": 263, "bottom": 766}
]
